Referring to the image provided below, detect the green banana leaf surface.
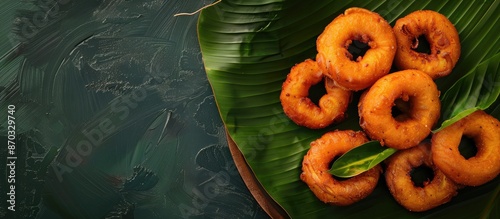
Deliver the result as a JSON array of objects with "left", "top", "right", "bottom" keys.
[{"left": 198, "top": 0, "right": 499, "bottom": 218}]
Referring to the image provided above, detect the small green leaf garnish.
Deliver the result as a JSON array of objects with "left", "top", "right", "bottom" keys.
[
  {"left": 329, "top": 141, "right": 397, "bottom": 178},
  {"left": 433, "top": 53, "right": 500, "bottom": 132}
]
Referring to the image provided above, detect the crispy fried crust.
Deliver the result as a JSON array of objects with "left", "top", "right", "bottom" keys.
[
  {"left": 393, "top": 10, "right": 461, "bottom": 79},
  {"left": 316, "top": 7, "right": 396, "bottom": 91},
  {"left": 300, "top": 130, "right": 382, "bottom": 206},
  {"left": 385, "top": 142, "right": 459, "bottom": 212},
  {"left": 431, "top": 110, "right": 500, "bottom": 186},
  {"left": 280, "top": 59, "right": 351, "bottom": 129},
  {"left": 358, "top": 70, "right": 441, "bottom": 149}
]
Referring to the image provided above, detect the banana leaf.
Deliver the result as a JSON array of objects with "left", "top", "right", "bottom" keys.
[{"left": 198, "top": 0, "right": 499, "bottom": 218}]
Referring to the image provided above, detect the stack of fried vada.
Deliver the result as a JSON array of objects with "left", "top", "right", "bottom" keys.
[{"left": 279, "top": 7, "right": 499, "bottom": 212}]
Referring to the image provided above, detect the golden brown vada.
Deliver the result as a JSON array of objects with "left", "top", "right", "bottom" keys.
[
  {"left": 431, "top": 110, "right": 500, "bottom": 186},
  {"left": 280, "top": 59, "right": 351, "bottom": 129},
  {"left": 393, "top": 10, "right": 461, "bottom": 79},
  {"left": 316, "top": 7, "right": 396, "bottom": 91},
  {"left": 385, "top": 142, "right": 459, "bottom": 212},
  {"left": 300, "top": 130, "right": 382, "bottom": 205},
  {"left": 358, "top": 70, "right": 440, "bottom": 150}
]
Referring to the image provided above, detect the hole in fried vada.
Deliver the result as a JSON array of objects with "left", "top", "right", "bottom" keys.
[
  {"left": 308, "top": 79, "right": 327, "bottom": 105},
  {"left": 347, "top": 40, "right": 370, "bottom": 62},
  {"left": 458, "top": 136, "right": 478, "bottom": 159},
  {"left": 411, "top": 35, "right": 431, "bottom": 55},
  {"left": 410, "top": 165, "right": 434, "bottom": 188},
  {"left": 392, "top": 98, "right": 412, "bottom": 121}
]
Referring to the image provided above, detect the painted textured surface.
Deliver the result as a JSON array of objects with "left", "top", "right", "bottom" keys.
[{"left": 0, "top": 0, "right": 268, "bottom": 218}]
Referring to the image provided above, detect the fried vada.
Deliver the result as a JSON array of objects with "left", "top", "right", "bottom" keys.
[
  {"left": 385, "top": 142, "right": 459, "bottom": 212},
  {"left": 358, "top": 70, "right": 441, "bottom": 149},
  {"left": 301, "top": 130, "right": 382, "bottom": 205},
  {"left": 431, "top": 110, "right": 500, "bottom": 186},
  {"left": 280, "top": 59, "right": 351, "bottom": 129},
  {"left": 393, "top": 10, "right": 461, "bottom": 79},
  {"left": 316, "top": 7, "right": 396, "bottom": 91}
]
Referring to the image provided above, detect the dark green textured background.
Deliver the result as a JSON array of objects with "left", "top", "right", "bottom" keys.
[{"left": 0, "top": 0, "right": 267, "bottom": 218}]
